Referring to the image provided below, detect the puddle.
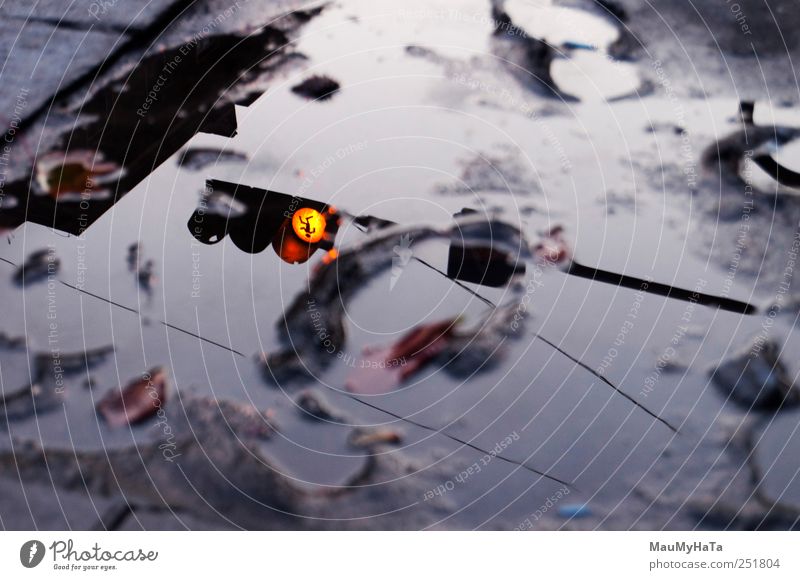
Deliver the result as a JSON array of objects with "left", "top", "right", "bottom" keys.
[{"left": 2, "top": 0, "right": 800, "bottom": 529}]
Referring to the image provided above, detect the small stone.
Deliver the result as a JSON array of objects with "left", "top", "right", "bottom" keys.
[
  {"left": 291, "top": 75, "right": 340, "bottom": 101},
  {"left": 295, "top": 389, "right": 342, "bottom": 422},
  {"left": 710, "top": 338, "right": 800, "bottom": 412},
  {"left": 14, "top": 249, "right": 59, "bottom": 285},
  {"left": 348, "top": 428, "right": 403, "bottom": 449}
]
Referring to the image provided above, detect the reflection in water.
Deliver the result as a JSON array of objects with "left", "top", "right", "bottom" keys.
[
  {"left": 189, "top": 176, "right": 752, "bottom": 434},
  {"left": 346, "top": 318, "right": 459, "bottom": 395},
  {"left": 13, "top": 248, "right": 60, "bottom": 286},
  {"left": 191, "top": 180, "right": 526, "bottom": 285},
  {"left": 292, "top": 207, "right": 327, "bottom": 244},
  {"left": 262, "top": 210, "right": 530, "bottom": 384},
  {"left": 34, "top": 151, "right": 122, "bottom": 202},
  {"left": 447, "top": 208, "right": 527, "bottom": 287},
  {"left": 189, "top": 181, "right": 539, "bottom": 400},
  {"left": 254, "top": 203, "right": 677, "bottom": 431},
  {"left": 698, "top": 101, "right": 800, "bottom": 306},
  {"left": 191, "top": 180, "right": 533, "bottom": 310},
  {"left": 489, "top": 0, "right": 641, "bottom": 102},
  {"left": 186, "top": 179, "right": 532, "bottom": 386},
  {"left": 196, "top": 178, "right": 752, "bottom": 398},
  {"left": 189, "top": 179, "right": 339, "bottom": 263},
  {"left": 743, "top": 101, "right": 800, "bottom": 190},
  {"left": 0, "top": 17, "right": 313, "bottom": 236},
  {"left": 704, "top": 101, "right": 800, "bottom": 192}
]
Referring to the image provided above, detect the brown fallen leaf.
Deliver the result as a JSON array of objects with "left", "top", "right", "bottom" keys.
[
  {"left": 346, "top": 318, "right": 458, "bottom": 394},
  {"left": 349, "top": 428, "right": 403, "bottom": 449},
  {"left": 34, "top": 151, "right": 121, "bottom": 202},
  {"left": 97, "top": 367, "right": 168, "bottom": 428}
]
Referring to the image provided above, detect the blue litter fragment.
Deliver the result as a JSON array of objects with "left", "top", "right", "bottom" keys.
[
  {"left": 562, "top": 41, "right": 597, "bottom": 51},
  {"left": 558, "top": 503, "right": 592, "bottom": 518}
]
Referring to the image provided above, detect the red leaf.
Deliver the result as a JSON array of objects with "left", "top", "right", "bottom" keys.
[
  {"left": 346, "top": 319, "right": 457, "bottom": 394},
  {"left": 97, "top": 367, "right": 168, "bottom": 428}
]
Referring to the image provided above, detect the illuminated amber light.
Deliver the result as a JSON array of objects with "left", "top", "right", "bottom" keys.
[
  {"left": 322, "top": 248, "right": 339, "bottom": 265},
  {"left": 274, "top": 233, "right": 314, "bottom": 264},
  {"left": 292, "top": 208, "right": 326, "bottom": 244}
]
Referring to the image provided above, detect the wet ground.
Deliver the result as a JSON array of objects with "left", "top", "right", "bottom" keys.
[{"left": 1, "top": 0, "right": 800, "bottom": 530}]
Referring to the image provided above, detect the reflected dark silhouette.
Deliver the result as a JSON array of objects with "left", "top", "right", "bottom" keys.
[
  {"left": 193, "top": 177, "right": 756, "bottom": 317},
  {"left": 447, "top": 208, "right": 526, "bottom": 287},
  {"left": 705, "top": 100, "right": 800, "bottom": 192},
  {"left": 0, "top": 21, "right": 310, "bottom": 237},
  {"left": 735, "top": 101, "right": 800, "bottom": 188},
  {"left": 191, "top": 180, "right": 528, "bottom": 284},
  {"left": 190, "top": 179, "right": 339, "bottom": 264}
]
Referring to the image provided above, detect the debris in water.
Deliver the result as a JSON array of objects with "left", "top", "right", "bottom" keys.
[
  {"left": 258, "top": 350, "right": 313, "bottom": 384},
  {"left": 127, "top": 242, "right": 140, "bottom": 272},
  {"left": 533, "top": 225, "right": 571, "bottom": 265},
  {"left": 219, "top": 402, "right": 277, "bottom": 439},
  {"left": 447, "top": 212, "right": 527, "bottom": 287},
  {"left": 128, "top": 243, "right": 156, "bottom": 294},
  {"left": 347, "top": 319, "right": 458, "bottom": 394},
  {"left": 137, "top": 260, "right": 157, "bottom": 293},
  {"left": 97, "top": 367, "right": 168, "bottom": 428},
  {"left": 35, "top": 345, "right": 113, "bottom": 376},
  {"left": 405, "top": 45, "right": 435, "bottom": 58},
  {"left": 349, "top": 428, "right": 404, "bottom": 449},
  {"left": 291, "top": 75, "right": 341, "bottom": 101},
  {"left": 702, "top": 116, "right": 800, "bottom": 190},
  {"left": 710, "top": 338, "right": 800, "bottom": 412},
  {"left": 0, "top": 383, "right": 63, "bottom": 422},
  {"left": 2, "top": 396, "right": 303, "bottom": 524},
  {"left": 295, "top": 389, "right": 343, "bottom": 422},
  {"left": 436, "top": 145, "right": 538, "bottom": 196},
  {"left": 0, "top": 332, "right": 26, "bottom": 349},
  {"left": 14, "top": 249, "right": 60, "bottom": 285},
  {"left": 178, "top": 148, "right": 248, "bottom": 171},
  {"left": 558, "top": 503, "right": 592, "bottom": 518},
  {"left": 34, "top": 151, "right": 121, "bottom": 202}
]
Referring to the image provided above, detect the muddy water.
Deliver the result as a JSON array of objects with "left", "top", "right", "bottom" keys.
[{"left": 1, "top": 0, "right": 799, "bottom": 529}]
